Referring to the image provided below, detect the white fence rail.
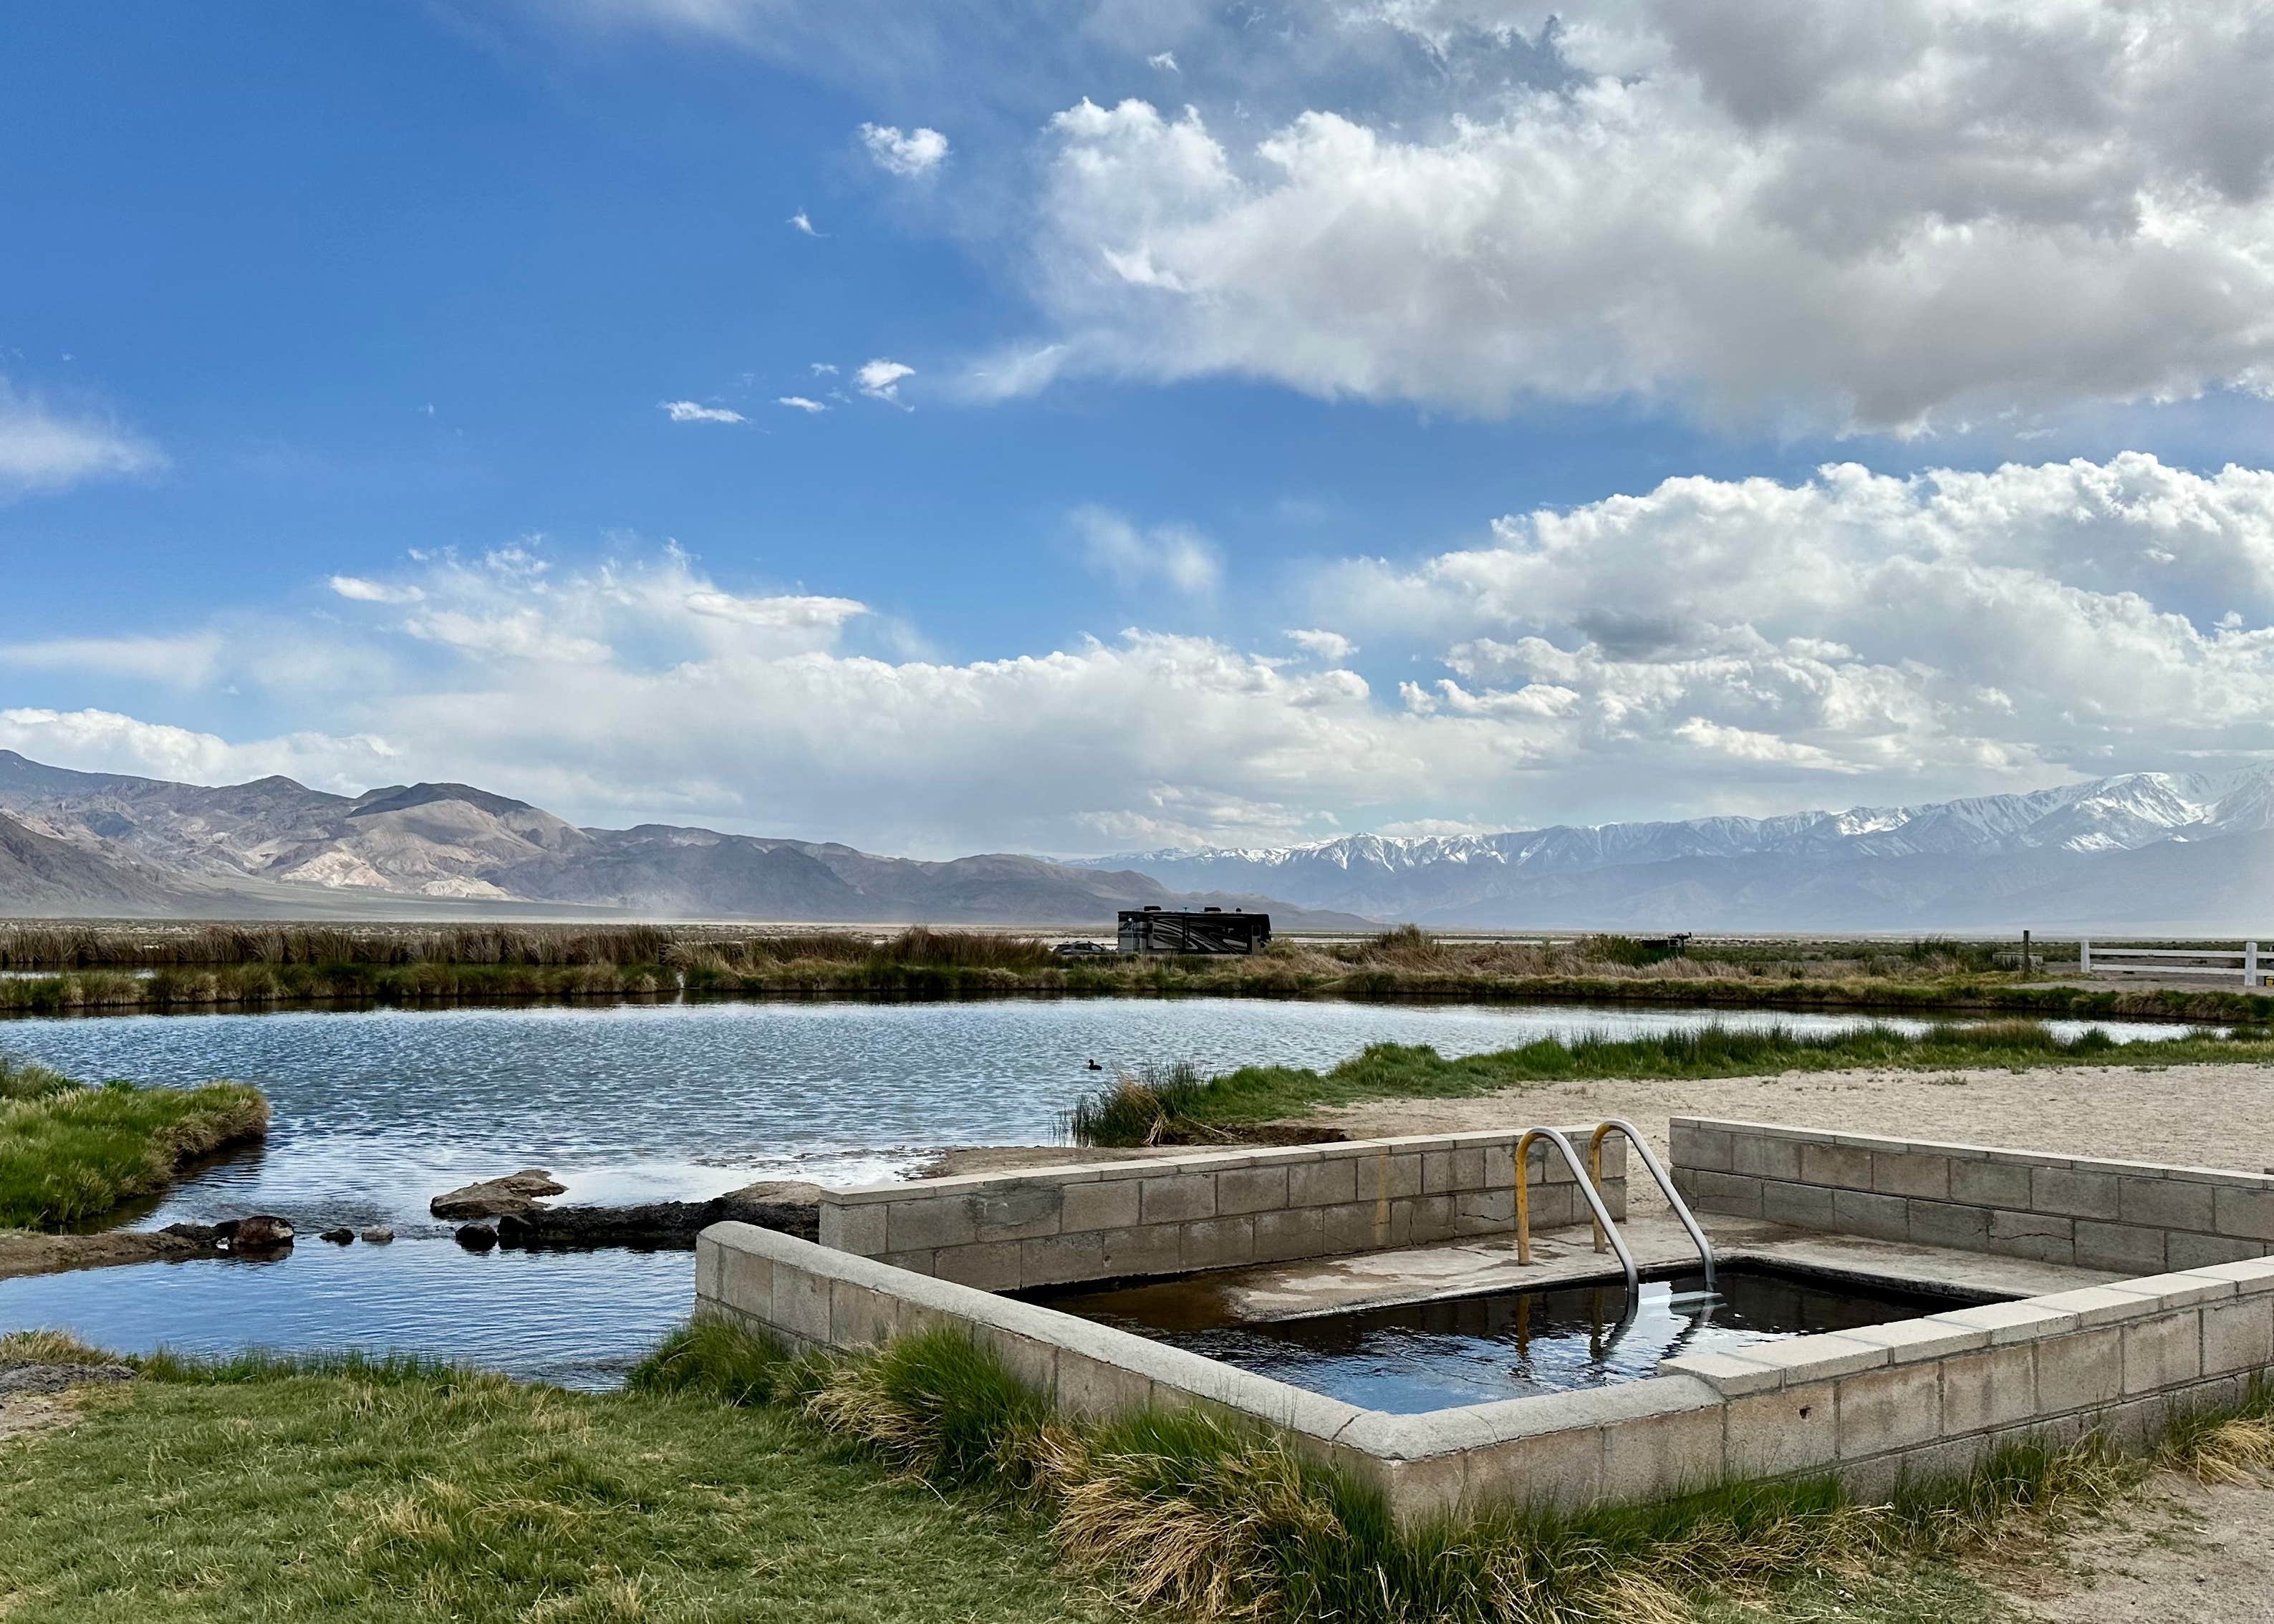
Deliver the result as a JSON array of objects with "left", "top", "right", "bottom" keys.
[{"left": 2079, "top": 939, "right": 2270, "bottom": 987}]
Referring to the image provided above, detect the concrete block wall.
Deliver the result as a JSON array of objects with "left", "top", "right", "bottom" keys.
[
  {"left": 814, "top": 1128, "right": 1629, "bottom": 1292},
  {"left": 1669, "top": 1117, "right": 2274, "bottom": 1273},
  {"left": 697, "top": 1218, "right": 2274, "bottom": 1525}
]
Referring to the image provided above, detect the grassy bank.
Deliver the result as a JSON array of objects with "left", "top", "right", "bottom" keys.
[
  {"left": 10, "top": 1323, "right": 2268, "bottom": 1624},
  {"left": 0, "top": 1333, "right": 1101, "bottom": 1624},
  {"left": 0, "top": 1058, "right": 266, "bottom": 1229},
  {"left": 6, "top": 923, "right": 2272, "bottom": 1022},
  {"left": 1067, "top": 1020, "right": 2274, "bottom": 1145}
]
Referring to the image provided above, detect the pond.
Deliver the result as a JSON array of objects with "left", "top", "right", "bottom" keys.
[{"left": 0, "top": 997, "right": 2201, "bottom": 1386}]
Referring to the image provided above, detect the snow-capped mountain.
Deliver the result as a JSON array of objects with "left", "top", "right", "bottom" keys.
[{"left": 1080, "top": 769, "right": 2274, "bottom": 930}]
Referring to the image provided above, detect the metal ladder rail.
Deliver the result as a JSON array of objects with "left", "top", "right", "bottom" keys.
[
  {"left": 1587, "top": 1118, "right": 1717, "bottom": 1291},
  {"left": 1511, "top": 1126, "right": 1639, "bottom": 1293}
]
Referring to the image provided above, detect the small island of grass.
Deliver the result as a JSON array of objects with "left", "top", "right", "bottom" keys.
[{"left": 0, "top": 1056, "right": 268, "bottom": 1232}]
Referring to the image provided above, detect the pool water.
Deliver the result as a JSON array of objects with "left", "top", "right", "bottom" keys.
[{"left": 1042, "top": 1264, "right": 1982, "bottom": 1413}]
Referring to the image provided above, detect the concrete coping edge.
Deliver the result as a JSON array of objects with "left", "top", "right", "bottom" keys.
[{"left": 1668, "top": 1116, "right": 2274, "bottom": 1191}]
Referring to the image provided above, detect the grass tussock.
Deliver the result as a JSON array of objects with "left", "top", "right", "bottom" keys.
[
  {"left": 639, "top": 1320, "right": 2274, "bottom": 1624},
  {"left": 1066, "top": 1018, "right": 2208, "bottom": 1144},
  {"left": 0, "top": 1059, "right": 267, "bottom": 1229}
]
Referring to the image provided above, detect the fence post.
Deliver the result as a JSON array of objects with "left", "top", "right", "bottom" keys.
[
  {"left": 2022, "top": 929, "right": 2032, "bottom": 975},
  {"left": 2079, "top": 937, "right": 2091, "bottom": 975}
]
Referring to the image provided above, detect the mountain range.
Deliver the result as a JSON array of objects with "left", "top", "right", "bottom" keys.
[
  {"left": 9, "top": 749, "right": 2274, "bottom": 931},
  {"left": 1082, "top": 769, "right": 2274, "bottom": 932},
  {"left": 0, "top": 752, "right": 1359, "bottom": 927}
]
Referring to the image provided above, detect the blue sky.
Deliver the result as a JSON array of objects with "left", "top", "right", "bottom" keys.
[{"left": 7, "top": 2, "right": 2274, "bottom": 856}]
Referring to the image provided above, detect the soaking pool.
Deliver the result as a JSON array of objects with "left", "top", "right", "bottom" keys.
[{"left": 1039, "top": 1264, "right": 1988, "bottom": 1413}]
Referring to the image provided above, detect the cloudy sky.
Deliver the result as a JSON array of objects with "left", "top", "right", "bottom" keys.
[{"left": 6, "top": 1, "right": 2274, "bottom": 856}]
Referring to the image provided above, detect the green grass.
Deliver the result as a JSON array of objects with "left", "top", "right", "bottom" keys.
[
  {"left": 0, "top": 1063, "right": 267, "bottom": 1229},
  {"left": 1066, "top": 1018, "right": 2271, "bottom": 1144},
  {"left": 0, "top": 1334, "right": 1103, "bottom": 1624},
  {"left": 11, "top": 1324, "right": 2269, "bottom": 1624}
]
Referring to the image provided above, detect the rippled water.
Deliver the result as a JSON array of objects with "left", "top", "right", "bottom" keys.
[{"left": 0, "top": 997, "right": 2200, "bottom": 1383}]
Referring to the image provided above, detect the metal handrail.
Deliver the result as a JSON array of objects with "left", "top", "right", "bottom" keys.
[
  {"left": 1512, "top": 1125, "right": 1638, "bottom": 1292},
  {"left": 1588, "top": 1118, "right": 1717, "bottom": 1291}
]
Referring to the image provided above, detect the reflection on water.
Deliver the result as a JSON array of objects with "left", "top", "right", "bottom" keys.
[
  {"left": 1047, "top": 1265, "right": 1974, "bottom": 1412},
  {"left": 0, "top": 1241, "right": 690, "bottom": 1390},
  {"left": 0, "top": 997, "right": 2183, "bottom": 1381}
]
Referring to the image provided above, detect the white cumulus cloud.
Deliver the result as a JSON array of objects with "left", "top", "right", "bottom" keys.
[
  {"left": 1016, "top": 3, "right": 2274, "bottom": 430},
  {"left": 1286, "top": 628, "right": 1356, "bottom": 662},
  {"left": 859, "top": 122, "right": 950, "bottom": 177},
  {"left": 776, "top": 395, "right": 828, "bottom": 413},
  {"left": 854, "top": 359, "right": 915, "bottom": 403}
]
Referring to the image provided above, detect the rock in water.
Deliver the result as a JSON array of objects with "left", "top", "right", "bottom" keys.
[
  {"left": 358, "top": 1227, "right": 395, "bottom": 1245},
  {"left": 317, "top": 1227, "right": 355, "bottom": 1245},
  {"left": 495, "top": 1181, "right": 824, "bottom": 1250},
  {"left": 455, "top": 1224, "right": 498, "bottom": 1252},
  {"left": 430, "top": 1169, "right": 569, "bottom": 1220},
  {"left": 213, "top": 1216, "right": 295, "bottom": 1252}
]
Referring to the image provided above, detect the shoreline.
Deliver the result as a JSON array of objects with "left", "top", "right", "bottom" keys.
[{"left": 3, "top": 969, "right": 2265, "bottom": 1024}]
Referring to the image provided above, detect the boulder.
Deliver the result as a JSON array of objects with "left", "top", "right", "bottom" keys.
[
  {"left": 496, "top": 1181, "right": 822, "bottom": 1252},
  {"left": 454, "top": 1224, "right": 498, "bottom": 1252},
  {"left": 430, "top": 1169, "right": 568, "bottom": 1220},
  {"left": 213, "top": 1216, "right": 294, "bottom": 1252},
  {"left": 358, "top": 1227, "right": 395, "bottom": 1245},
  {"left": 317, "top": 1227, "right": 355, "bottom": 1245}
]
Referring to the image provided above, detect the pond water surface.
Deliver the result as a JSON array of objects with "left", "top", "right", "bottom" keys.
[{"left": 0, "top": 997, "right": 2198, "bottom": 1386}]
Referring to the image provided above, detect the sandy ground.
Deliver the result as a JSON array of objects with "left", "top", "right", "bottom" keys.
[
  {"left": 1990, "top": 1472, "right": 2274, "bottom": 1622},
  {"left": 1316, "top": 1060, "right": 2274, "bottom": 1186},
  {"left": 0, "top": 1390, "right": 82, "bottom": 1445}
]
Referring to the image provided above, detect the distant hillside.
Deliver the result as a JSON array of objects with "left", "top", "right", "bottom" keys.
[
  {"left": 0, "top": 751, "right": 1364, "bottom": 927},
  {"left": 1079, "top": 768, "right": 2274, "bottom": 932},
  {"left": 0, "top": 810, "right": 196, "bottom": 914}
]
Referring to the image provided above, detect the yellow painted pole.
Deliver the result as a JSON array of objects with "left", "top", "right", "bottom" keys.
[
  {"left": 1586, "top": 1122, "right": 1613, "bottom": 1254},
  {"left": 1513, "top": 1128, "right": 1540, "bottom": 1263}
]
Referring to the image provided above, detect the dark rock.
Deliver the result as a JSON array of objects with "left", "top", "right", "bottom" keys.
[
  {"left": 358, "top": 1227, "right": 395, "bottom": 1245},
  {"left": 158, "top": 1222, "right": 221, "bottom": 1246},
  {"left": 496, "top": 1181, "right": 821, "bottom": 1252},
  {"left": 455, "top": 1224, "right": 498, "bottom": 1252},
  {"left": 0, "top": 1363, "right": 136, "bottom": 1399},
  {"left": 317, "top": 1227, "right": 355, "bottom": 1245},
  {"left": 430, "top": 1169, "right": 568, "bottom": 1220},
  {"left": 213, "top": 1216, "right": 295, "bottom": 1252}
]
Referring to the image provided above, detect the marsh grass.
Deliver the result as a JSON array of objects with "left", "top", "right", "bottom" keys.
[
  {"left": 1066, "top": 1018, "right": 2205, "bottom": 1144},
  {"left": 643, "top": 1320, "right": 2274, "bottom": 1624},
  {"left": 0, "top": 1062, "right": 267, "bottom": 1229},
  {"left": 4, "top": 921, "right": 2270, "bottom": 1025}
]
